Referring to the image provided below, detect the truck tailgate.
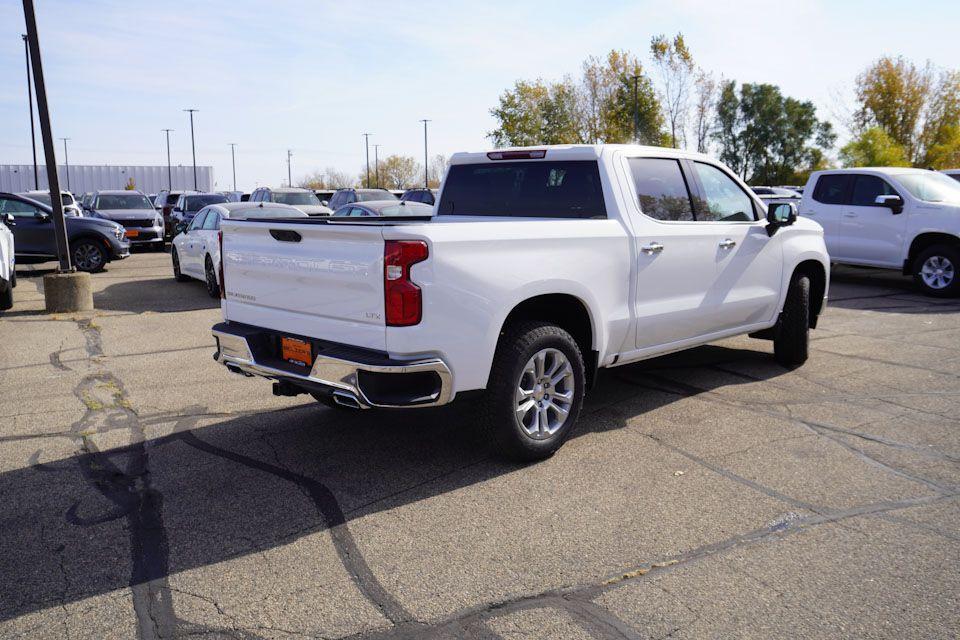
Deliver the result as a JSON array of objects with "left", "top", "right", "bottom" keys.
[{"left": 220, "top": 220, "right": 387, "bottom": 351}]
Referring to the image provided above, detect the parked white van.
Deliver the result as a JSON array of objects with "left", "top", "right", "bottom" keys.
[{"left": 800, "top": 168, "right": 960, "bottom": 296}]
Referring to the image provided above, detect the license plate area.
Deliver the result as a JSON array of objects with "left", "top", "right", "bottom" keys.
[{"left": 280, "top": 336, "right": 313, "bottom": 368}]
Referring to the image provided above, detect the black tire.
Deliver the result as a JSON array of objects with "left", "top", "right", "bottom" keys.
[
  {"left": 913, "top": 244, "right": 960, "bottom": 298},
  {"left": 774, "top": 274, "right": 810, "bottom": 367},
  {"left": 204, "top": 256, "right": 220, "bottom": 298},
  {"left": 0, "top": 279, "right": 12, "bottom": 311},
  {"left": 10, "top": 268, "right": 15, "bottom": 288},
  {"left": 71, "top": 240, "right": 106, "bottom": 273},
  {"left": 482, "top": 321, "right": 585, "bottom": 462},
  {"left": 171, "top": 248, "right": 189, "bottom": 282}
]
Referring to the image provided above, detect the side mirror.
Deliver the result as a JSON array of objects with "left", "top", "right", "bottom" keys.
[
  {"left": 175, "top": 222, "right": 187, "bottom": 235},
  {"left": 321, "top": 200, "right": 329, "bottom": 207},
  {"left": 875, "top": 194, "right": 903, "bottom": 214},
  {"left": 765, "top": 202, "right": 797, "bottom": 237},
  {"left": 2, "top": 213, "right": 14, "bottom": 226}
]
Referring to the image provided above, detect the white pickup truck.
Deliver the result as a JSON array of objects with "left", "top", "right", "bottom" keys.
[
  {"left": 212, "top": 145, "right": 829, "bottom": 460},
  {"left": 800, "top": 167, "right": 960, "bottom": 296}
]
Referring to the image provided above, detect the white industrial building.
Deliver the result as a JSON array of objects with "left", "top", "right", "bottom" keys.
[{"left": 0, "top": 164, "right": 215, "bottom": 194}]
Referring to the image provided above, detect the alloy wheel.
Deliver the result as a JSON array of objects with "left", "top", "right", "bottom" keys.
[
  {"left": 73, "top": 243, "right": 103, "bottom": 271},
  {"left": 515, "top": 347, "right": 575, "bottom": 439},
  {"left": 920, "top": 255, "right": 954, "bottom": 290}
]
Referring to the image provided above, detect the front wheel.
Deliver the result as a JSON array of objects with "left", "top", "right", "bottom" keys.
[
  {"left": 72, "top": 240, "right": 106, "bottom": 273},
  {"left": 914, "top": 244, "right": 960, "bottom": 297},
  {"left": 482, "top": 322, "right": 585, "bottom": 462},
  {"left": 172, "top": 248, "right": 189, "bottom": 282},
  {"left": 774, "top": 274, "right": 810, "bottom": 367}
]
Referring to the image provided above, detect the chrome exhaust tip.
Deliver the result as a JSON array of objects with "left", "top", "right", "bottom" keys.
[{"left": 332, "top": 391, "right": 362, "bottom": 409}]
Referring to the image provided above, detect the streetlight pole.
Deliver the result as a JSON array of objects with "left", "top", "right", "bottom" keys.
[
  {"left": 420, "top": 119, "right": 430, "bottom": 188},
  {"left": 59, "top": 137, "right": 70, "bottom": 191},
  {"left": 229, "top": 143, "right": 237, "bottom": 192},
  {"left": 631, "top": 74, "right": 640, "bottom": 143},
  {"left": 183, "top": 108, "right": 198, "bottom": 190},
  {"left": 286, "top": 149, "right": 292, "bottom": 187},
  {"left": 362, "top": 133, "right": 371, "bottom": 188},
  {"left": 22, "top": 0, "right": 70, "bottom": 271},
  {"left": 22, "top": 34, "right": 38, "bottom": 190},
  {"left": 373, "top": 144, "right": 380, "bottom": 188},
  {"left": 162, "top": 129, "right": 173, "bottom": 190}
]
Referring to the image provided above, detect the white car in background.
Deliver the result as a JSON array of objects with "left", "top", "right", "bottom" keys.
[
  {"left": 249, "top": 187, "right": 333, "bottom": 216},
  {"left": 800, "top": 167, "right": 960, "bottom": 296},
  {"left": 171, "top": 202, "right": 306, "bottom": 297},
  {"left": 0, "top": 211, "right": 14, "bottom": 311},
  {"left": 17, "top": 190, "right": 82, "bottom": 216}
]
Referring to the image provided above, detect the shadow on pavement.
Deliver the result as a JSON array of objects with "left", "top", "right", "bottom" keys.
[
  {"left": 827, "top": 265, "right": 960, "bottom": 313},
  {"left": 0, "top": 343, "right": 785, "bottom": 627},
  {"left": 94, "top": 276, "right": 219, "bottom": 313}
]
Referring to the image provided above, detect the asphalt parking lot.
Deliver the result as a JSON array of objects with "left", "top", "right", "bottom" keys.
[{"left": 1, "top": 251, "right": 958, "bottom": 639}]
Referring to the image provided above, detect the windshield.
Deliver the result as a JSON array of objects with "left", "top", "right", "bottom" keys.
[
  {"left": 358, "top": 190, "right": 398, "bottom": 202},
  {"left": 273, "top": 192, "right": 321, "bottom": 206},
  {"left": 185, "top": 194, "right": 227, "bottom": 211},
  {"left": 897, "top": 172, "right": 960, "bottom": 203},
  {"left": 95, "top": 193, "right": 154, "bottom": 209}
]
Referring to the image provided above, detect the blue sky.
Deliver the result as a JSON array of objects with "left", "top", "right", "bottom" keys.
[{"left": 1, "top": 0, "right": 957, "bottom": 191}]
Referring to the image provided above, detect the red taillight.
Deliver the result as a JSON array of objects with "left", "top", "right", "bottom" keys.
[
  {"left": 384, "top": 240, "right": 428, "bottom": 326},
  {"left": 486, "top": 149, "right": 546, "bottom": 160},
  {"left": 218, "top": 230, "right": 225, "bottom": 299}
]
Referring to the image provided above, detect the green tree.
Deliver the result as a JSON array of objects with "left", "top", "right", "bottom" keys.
[
  {"left": 649, "top": 33, "right": 695, "bottom": 148},
  {"left": 488, "top": 50, "right": 663, "bottom": 147},
  {"left": 854, "top": 57, "right": 960, "bottom": 167},
  {"left": 839, "top": 127, "right": 911, "bottom": 167},
  {"left": 371, "top": 155, "right": 421, "bottom": 190},
  {"left": 713, "top": 81, "right": 835, "bottom": 184},
  {"left": 299, "top": 168, "right": 356, "bottom": 189}
]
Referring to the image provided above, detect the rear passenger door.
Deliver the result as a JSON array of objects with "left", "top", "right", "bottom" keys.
[
  {"left": 626, "top": 157, "right": 732, "bottom": 350},
  {"left": 803, "top": 174, "right": 849, "bottom": 257}
]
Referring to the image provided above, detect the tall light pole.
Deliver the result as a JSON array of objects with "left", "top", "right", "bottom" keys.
[
  {"left": 22, "top": 34, "right": 38, "bottom": 190},
  {"left": 229, "top": 143, "right": 238, "bottom": 191},
  {"left": 22, "top": 0, "right": 70, "bottom": 271},
  {"left": 630, "top": 75, "right": 640, "bottom": 142},
  {"left": 420, "top": 119, "right": 430, "bottom": 188},
  {"left": 59, "top": 137, "right": 70, "bottom": 191},
  {"left": 362, "top": 133, "right": 372, "bottom": 188},
  {"left": 183, "top": 108, "right": 198, "bottom": 190},
  {"left": 373, "top": 144, "right": 381, "bottom": 188},
  {"left": 161, "top": 129, "right": 173, "bottom": 190},
  {"left": 286, "top": 149, "right": 292, "bottom": 187}
]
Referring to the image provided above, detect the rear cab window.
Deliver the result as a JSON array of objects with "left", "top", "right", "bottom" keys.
[{"left": 437, "top": 160, "right": 606, "bottom": 218}]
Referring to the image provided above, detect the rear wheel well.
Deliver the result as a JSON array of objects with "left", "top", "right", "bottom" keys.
[
  {"left": 793, "top": 260, "right": 826, "bottom": 327},
  {"left": 497, "top": 294, "right": 597, "bottom": 388},
  {"left": 904, "top": 233, "right": 960, "bottom": 274}
]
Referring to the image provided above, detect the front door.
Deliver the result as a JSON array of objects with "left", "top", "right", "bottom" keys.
[
  {"left": 182, "top": 210, "right": 208, "bottom": 276},
  {"left": 687, "top": 161, "right": 782, "bottom": 332},
  {"left": 0, "top": 196, "right": 56, "bottom": 257},
  {"left": 839, "top": 174, "right": 908, "bottom": 267}
]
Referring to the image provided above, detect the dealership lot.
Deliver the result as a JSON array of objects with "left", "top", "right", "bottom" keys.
[{"left": 1, "top": 252, "right": 958, "bottom": 639}]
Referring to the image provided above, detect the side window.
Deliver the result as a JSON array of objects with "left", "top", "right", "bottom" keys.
[
  {"left": 850, "top": 175, "right": 898, "bottom": 206},
  {"left": 202, "top": 212, "right": 220, "bottom": 230},
  {"left": 189, "top": 210, "right": 208, "bottom": 230},
  {"left": 0, "top": 197, "right": 41, "bottom": 217},
  {"left": 812, "top": 174, "right": 851, "bottom": 205},
  {"left": 628, "top": 158, "right": 694, "bottom": 222},
  {"left": 691, "top": 162, "right": 756, "bottom": 222}
]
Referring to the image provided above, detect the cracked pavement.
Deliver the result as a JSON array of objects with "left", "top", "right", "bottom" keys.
[{"left": 1, "top": 255, "right": 958, "bottom": 639}]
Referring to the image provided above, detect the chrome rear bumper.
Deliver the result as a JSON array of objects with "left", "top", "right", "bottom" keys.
[{"left": 212, "top": 324, "right": 453, "bottom": 409}]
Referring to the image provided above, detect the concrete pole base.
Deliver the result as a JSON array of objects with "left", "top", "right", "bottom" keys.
[{"left": 43, "top": 271, "right": 94, "bottom": 313}]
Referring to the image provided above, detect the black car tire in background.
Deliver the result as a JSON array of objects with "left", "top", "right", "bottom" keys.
[
  {"left": 0, "top": 278, "right": 12, "bottom": 311},
  {"left": 71, "top": 239, "right": 107, "bottom": 273}
]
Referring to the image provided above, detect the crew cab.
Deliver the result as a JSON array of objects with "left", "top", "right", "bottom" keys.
[
  {"left": 800, "top": 168, "right": 960, "bottom": 296},
  {"left": 212, "top": 145, "right": 829, "bottom": 460}
]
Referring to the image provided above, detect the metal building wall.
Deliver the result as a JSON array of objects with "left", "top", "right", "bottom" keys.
[{"left": 0, "top": 165, "right": 215, "bottom": 194}]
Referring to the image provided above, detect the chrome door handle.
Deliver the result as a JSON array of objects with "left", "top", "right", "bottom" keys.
[
  {"left": 641, "top": 242, "right": 664, "bottom": 254},
  {"left": 843, "top": 212, "right": 857, "bottom": 217},
  {"left": 719, "top": 238, "right": 737, "bottom": 249}
]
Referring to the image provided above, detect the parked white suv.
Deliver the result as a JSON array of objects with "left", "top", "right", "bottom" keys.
[
  {"left": 800, "top": 168, "right": 960, "bottom": 296},
  {"left": 0, "top": 212, "right": 14, "bottom": 311},
  {"left": 212, "top": 145, "right": 829, "bottom": 460}
]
